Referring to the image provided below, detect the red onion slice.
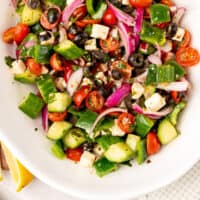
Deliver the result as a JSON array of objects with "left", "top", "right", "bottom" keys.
[
  {"left": 172, "top": 7, "right": 186, "bottom": 24},
  {"left": 42, "top": 105, "right": 48, "bottom": 132}
]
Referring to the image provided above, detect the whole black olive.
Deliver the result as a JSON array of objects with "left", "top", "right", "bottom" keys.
[
  {"left": 98, "top": 86, "right": 110, "bottom": 98},
  {"left": 27, "top": 0, "right": 40, "bottom": 9},
  {"left": 68, "top": 25, "right": 82, "bottom": 35},
  {"left": 124, "top": 94, "right": 133, "bottom": 111},
  {"left": 91, "top": 50, "right": 107, "bottom": 61},
  {"left": 111, "top": 69, "right": 122, "bottom": 80},
  {"left": 166, "top": 23, "right": 178, "bottom": 39},
  {"left": 128, "top": 53, "right": 144, "bottom": 68},
  {"left": 38, "top": 31, "right": 52, "bottom": 42},
  {"left": 47, "top": 8, "right": 59, "bottom": 24},
  {"left": 154, "top": 0, "right": 161, "bottom": 2},
  {"left": 83, "top": 142, "right": 94, "bottom": 152},
  {"left": 73, "top": 32, "right": 89, "bottom": 46},
  {"left": 121, "top": 5, "right": 134, "bottom": 14}
]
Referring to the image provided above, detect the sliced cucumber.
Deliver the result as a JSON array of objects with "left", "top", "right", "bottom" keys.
[
  {"left": 158, "top": 118, "right": 178, "bottom": 145},
  {"left": 47, "top": 121, "right": 72, "bottom": 140},
  {"left": 62, "top": 128, "right": 86, "bottom": 149},
  {"left": 14, "top": 71, "right": 36, "bottom": 84},
  {"left": 36, "top": 74, "right": 57, "bottom": 103},
  {"left": 96, "top": 135, "right": 122, "bottom": 151},
  {"left": 21, "top": 5, "right": 42, "bottom": 25},
  {"left": 54, "top": 39, "right": 85, "bottom": 60},
  {"left": 18, "top": 92, "right": 44, "bottom": 118},
  {"left": 93, "top": 157, "right": 118, "bottom": 177},
  {"left": 48, "top": 92, "right": 72, "bottom": 112},
  {"left": 136, "top": 139, "right": 147, "bottom": 165},
  {"left": 51, "top": 140, "right": 65, "bottom": 159},
  {"left": 126, "top": 134, "right": 140, "bottom": 152},
  {"left": 104, "top": 142, "right": 134, "bottom": 163}
]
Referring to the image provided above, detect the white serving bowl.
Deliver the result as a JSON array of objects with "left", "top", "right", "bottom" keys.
[{"left": 0, "top": 1, "right": 200, "bottom": 199}]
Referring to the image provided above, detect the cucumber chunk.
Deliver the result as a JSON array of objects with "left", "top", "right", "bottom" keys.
[
  {"left": 96, "top": 135, "right": 122, "bottom": 151},
  {"left": 14, "top": 71, "right": 36, "bottom": 84},
  {"left": 48, "top": 92, "right": 72, "bottom": 112},
  {"left": 19, "top": 92, "right": 44, "bottom": 118},
  {"left": 126, "top": 134, "right": 140, "bottom": 152},
  {"left": 93, "top": 157, "right": 118, "bottom": 177},
  {"left": 158, "top": 118, "right": 178, "bottom": 145},
  {"left": 136, "top": 139, "right": 147, "bottom": 165},
  {"left": 104, "top": 142, "right": 134, "bottom": 163},
  {"left": 36, "top": 74, "right": 57, "bottom": 103},
  {"left": 51, "top": 140, "right": 65, "bottom": 159},
  {"left": 47, "top": 121, "right": 72, "bottom": 140},
  {"left": 62, "top": 128, "right": 86, "bottom": 149},
  {"left": 21, "top": 5, "right": 42, "bottom": 25},
  {"left": 54, "top": 39, "right": 85, "bottom": 60},
  {"left": 135, "top": 114, "right": 155, "bottom": 138}
]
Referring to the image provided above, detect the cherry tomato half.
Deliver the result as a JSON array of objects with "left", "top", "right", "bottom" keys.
[
  {"left": 85, "top": 91, "right": 105, "bottom": 112},
  {"left": 117, "top": 112, "right": 135, "bottom": 133},
  {"left": 14, "top": 23, "right": 30, "bottom": 45},
  {"left": 146, "top": 132, "right": 161, "bottom": 155},
  {"left": 26, "top": 58, "right": 42, "bottom": 76},
  {"left": 170, "top": 91, "right": 181, "bottom": 104},
  {"left": 75, "top": 19, "right": 101, "bottom": 28},
  {"left": 50, "top": 53, "right": 64, "bottom": 71},
  {"left": 100, "top": 36, "right": 120, "bottom": 53},
  {"left": 48, "top": 111, "right": 67, "bottom": 122},
  {"left": 73, "top": 86, "right": 91, "bottom": 107},
  {"left": 179, "top": 30, "right": 191, "bottom": 48},
  {"left": 176, "top": 47, "right": 200, "bottom": 67},
  {"left": 2, "top": 27, "right": 15, "bottom": 44},
  {"left": 102, "top": 8, "right": 117, "bottom": 26},
  {"left": 66, "top": 147, "right": 83, "bottom": 162},
  {"left": 111, "top": 60, "right": 133, "bottom": 79},
  {"left": 129, "top": 0, "right": 153, "bottom": 8}
]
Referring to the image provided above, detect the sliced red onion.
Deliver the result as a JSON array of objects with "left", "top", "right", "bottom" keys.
[
  {"left": 160, "top": 40, "right": 172, "bottom": 52},
  {"left": 172, "top": 7, "right": 186, "bottom": 24},
  {"left": 157, "top": 78, "right": 190, "bottom": 91},
  {"left": 42, "top": 105, "right": 48, "bottom": 132},
  {"left": 105, "top": 83, "right": 131, "bottom": 108},
  {"left": 16, "top": 49, "right": 20, "bottom": 59},
  {"left": 148, "top": 50, "right": 162, "bottom": 65},
  {"left": 132, "top": 103, "right": 173, "bottom": 119},
  {"left": 107, "top": 1, "right": 135, "bottom": 26},
  {"left": 62, "top": 0, "right": 84, "bottom": 27},
  {"left": 67, "top": 68, "right": 83, "bottom": 96},
  {"left": 134, "top": 33, "right": 140, "bottom": 48},
  {"left": 117, "top": 22, "right": 135, "bottom": 60},
  {"left": 89, "top": 108, "right": 127, "bottom": 136},
  {"left": 134, "top": 70, "right": 148, "bottom": 83},
  {"left": 135, "top": 8, "right": 144, "bottom": 34},
  {"left": 24, "top": 40, "right": 36, "bottom": 48}
]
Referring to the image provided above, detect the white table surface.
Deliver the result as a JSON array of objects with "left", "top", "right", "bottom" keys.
[{"left": 0, "top": 161, "right": 200, "bottom": 200}]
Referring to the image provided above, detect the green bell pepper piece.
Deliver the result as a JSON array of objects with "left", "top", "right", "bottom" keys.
[
  {"left": 93, "top": 157, "right": 118, "bottom": 177},
  {"left": 169, "top": 102, "right": 186, "bottom": 126},
  {"left": 135, "top": 114, "right": 155, "bottom": 138},
  {"left": 86, "top": 0, "right": 107, "bottom": 19},
  {"left": 150, "top": 4, "right": 171, "bottom": 24},
  {"left": 136, "top": 139, "right": 147, "bottom": 165},
  {"left": 140, "top": 21, "right": 166, "bottom": 46}
]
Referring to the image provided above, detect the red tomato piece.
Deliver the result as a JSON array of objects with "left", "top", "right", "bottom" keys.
[
  {"left": 50, "top": 53, "right": 64, "bottom": 71},
  {"left": 100, "top": 36, "right": 120, "bottom": 53},
  {"left": 2, "top": 27, "right": 16, "bottom": 44},
  {"left": 102, "top": 8, "right": 117, "bottom": 26},
  {"left": 146, "top": 132, "right": 161, "bottom": 155},
  {"left": 26, "top": 58, "right": 42, "bottom": 76},
  {"left": 129, "top": 0, "right": 153, "bottom": 8},
  {"left": 66, "top": 147, "right": 83, "bottom": 162},
  {"left": 14, "top": 23, "right": 30, "bottom": 45},
  {"left": 48, "top": 111, "right": 67, "bottom": 122}
]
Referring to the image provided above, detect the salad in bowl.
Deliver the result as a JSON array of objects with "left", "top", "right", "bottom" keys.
[{"left": 2, "top": 0, "right": 199, "bottom": 177}]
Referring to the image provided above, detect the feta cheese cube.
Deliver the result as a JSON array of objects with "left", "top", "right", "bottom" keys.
[
  {"left": 11, "top": 60, "right": 26, "bottom": 74},
  {"left": 41, "top": 66, "right": 49, "bottom": 74},
  {"left": 109, "top": 119, "right": 126, "bottom": 136},
  {"left": 172, "top": 27, "right": 185, "bottom": 42},
  {"left": 91, "top": 24, "right": 109, "bottom": 40},
  {"left": 145, "top": 93, "right": 166, "bottom": 112},
  {"left": 54, "top": 77, "right": 67, "bottom": 91},
  {"left": 79, "top": 151, "right": 96, "bottom": 168},
  {"left": 131, "top": 82, "right": 144, "bottom": 99},
  {"left": 85, "top": 39, "right": 97, "bottom": 51}
]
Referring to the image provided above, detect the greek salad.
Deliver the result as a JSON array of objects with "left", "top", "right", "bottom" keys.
[{"left": 2, "top": 0, "right": 200, "bottom": 177}]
